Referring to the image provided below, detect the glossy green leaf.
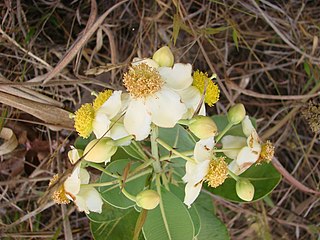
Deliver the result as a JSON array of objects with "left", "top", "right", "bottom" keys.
[
  {"left": 74, "top": 134, "right": 95, "bottom": 150},
  {"left": 143, "top": 187, "right": 194, "bottom": 240},
  {"left": 121, "top": 143, "right": 145, "bottom": 160},
  {"left": 206, "top": 163, "right": 281, "bottom": 202},
  {"left": 90, "top": 204, "right": 140, "bottom": 240},
  {"left": 99, "top": 159, "right": 150, "bottom": 209}
]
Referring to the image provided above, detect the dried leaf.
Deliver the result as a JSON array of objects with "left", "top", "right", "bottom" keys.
[{"left": 0, "top": 127, "right": 18, "bottom": 156}]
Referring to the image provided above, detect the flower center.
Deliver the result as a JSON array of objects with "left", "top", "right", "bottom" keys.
[
  {"left": 49, "top": 174, "right": 70, "bottom": 204},
  {"left": 204, "top": 157, "right": 228, "bottom": 188},
  {"left": 74, "top": 103, "right": 95, "bottom": 138},
  {"left": 93, "top": 89, "right": 113, "bottom": 111},
  {"left": 257, "top": 140, "right": 274, "bottom": 164},
  {"left": 192, "top": 70, "right": 220, "bottom": 107},
  {"left": 123, "top": 63, "right": 163, "bottom": 98}
]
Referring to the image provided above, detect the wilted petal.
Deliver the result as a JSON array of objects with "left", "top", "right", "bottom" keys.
[
  {"left": 159, "top": 63, "right": 193, "bottom": 91},
  {"left": 242, "top": 116, "right": 255, "bottom": 137},
  {"left": 183, "top": 181, "right": 203, "bottom": 208},
  {"left": 146, "top": 87, "right": 186, "bottom": 128},
  {"left": 221, "top": 135, "right": 247, "bottom": 159},
  {"left": 236, "top": 146, "right": 260, "bottom": 174},
  {"left": 194, "top": 137, "right": 214, "bottom": 162},
  {"left": 132, "top": 58, "right": 159, "bottom": 69},
  {"left": 124, "top": 99, "right": 151, "bottom": 141}
]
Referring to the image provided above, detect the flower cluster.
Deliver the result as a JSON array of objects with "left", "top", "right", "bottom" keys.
[{"left": 49, "top": 46, "right": 275, "bottom": 216}]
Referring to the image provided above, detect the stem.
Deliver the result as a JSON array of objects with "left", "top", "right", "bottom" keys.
[
  {"left": 178, "top": 119, "right": 192, "bottom": 126},
  {"left": 86, "top": 162, "right": 119, "bottom": 178},
  {"left": 156, "top": 138, "right": 196, "bottom": 163},
  {"left": 114, "top": 135, "right": 135, "bottom": 146},
  {"left": 213, "top": 148, "right": 242, "bottom": 153},
  {"left": 215, "top": 122, "right": 233, "bottom": 143},
  {"left": 121, "top": 187, "right": 137, "bottom": 202},
  {"left": 160, "top": 150, "right": 194, "bottom": 161},
  {"left": 228, "top": 169, "right": 240, "bottom": 181},
  {"left": 151, "top": 124, "right": 162, "bottom": 173},
  {"left": 132, "top": 141, "right": 149, "bottom": 161}
]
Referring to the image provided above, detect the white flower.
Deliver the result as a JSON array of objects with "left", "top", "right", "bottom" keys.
[
  {"left": 221, "top": 116, "right": 261, "bottom": 175},
  {"left": 182, "top": 137, "right": 214, "bottom": 208},
  {"left": 123, "top": 59, "right": 190, "bottom": 140},
  {"left": 64, "top": 164, "right": 103, "bottom": 214}
]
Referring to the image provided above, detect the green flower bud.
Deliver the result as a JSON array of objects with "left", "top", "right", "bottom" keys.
[
  {"left": 236, "top": 179, "right": 255, "bottom": 201},
  {"left": 227, "top": 103, "right": 246, "bottom": 125},
  {"left": 136, "top": 190, "right": 160, "bottom": 210},
  {"left": 189, "top": 116, "right": 218, "bottom": 139},
  {"left": 68, "top": 147, "right": 83, "bottom": 165},
  {"left": 152, "top": 46, "right": 174, "bottom": 67},
  {"left": 83, "top": 138, "right": 117, "bottom": 164}
]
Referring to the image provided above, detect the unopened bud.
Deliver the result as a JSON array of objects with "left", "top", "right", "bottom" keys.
[
  {"left": 236, "top": 179, "right": 255, "bottom": 201},
  {"left": 83, "top": 138, "right": 117, "bottom": 163},
  {"left": 136, "top": 190, "right": 160, "bottom": 210},
  {"left": 152, "top": 46, "right": 174, "bottom": 67},
  {"left": 189, "top": 116, "right": 218, "bottom": 139},
  {"left": 227, "top": 103, "right": 246, "bottom": 125},
  {"left": 68, "top": 147, "right": 83, "bottom": 164}
]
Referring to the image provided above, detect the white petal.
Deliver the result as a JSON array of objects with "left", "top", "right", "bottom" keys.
[
  {"left": 79, "top": 168, "right": 90, "bottom": 184},
  {"left": 124, "top": 99, "right": 151, "bottom": 141},
  {"left": 75, "top": 186, "right": 103, "bottom": 214},
  {"left": 146, "top": 87, "right": 187, "bottom": 128},
  {"left": 158, "top": 63, "right": 193, "bottom": 91},
  {"left": 183, "top": 181, "right": 203, "bottom": 208},
  {"left": 64, "top": 164, "right": 81, "bottom": 196},
  {"left": 182, "top": 160, "right": 210, "bottom": 184},
  {"left": 132, "top": 58, "right": 159, "bottom": 69},
  {"left": 247, "top": 131, "right": 261, "bottom": 152},
  {"left": 236, "top": 146, "right": 260, "bottom": 174},
  {"left": 179, "top": 86, "right": 203, "bottom": 118},
  {"left": 194, "top": 137, "right": 215, "bottom": 162},
  {"left": 228, "top": 160, "right": 241, "bottom": 175},
  {"left": 99, "top": 90, "right": 122, "bottom": 119},
  {"left": 108, "top": 122, "right": 130, "bottom": 145},
  {"left": 221, "top": 135, "right": 247, "bottom": 159},
  {"left": 93, "top": 112, "right": 111, "bottom": 139},
  {"left": 242, "top": 116, "right": 255, "bottom": 137}
]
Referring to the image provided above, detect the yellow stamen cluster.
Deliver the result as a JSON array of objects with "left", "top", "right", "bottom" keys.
[
  {"left": 123, "top": 63, "right": 163, "bottom": 98},
  {"left": 93, "top": 89, "right": 113, "bottom": 111},
  {"left": 49, "top": 174, "right": 70, "bottom": 204},
  {"left": 302, "top": 101, "right": 320, "bottom": 133},
  {"left": 74, "top": 103, "right": 95, "bottom": 138},
  {"left": 205, "top": 157, "right": 228, "bottom": 188},
  {"left": 257, "top": 140, "right": 275, "bottom": 164},
  {"left": 192, "top": 70, "right": 220, "bottom": 107}
]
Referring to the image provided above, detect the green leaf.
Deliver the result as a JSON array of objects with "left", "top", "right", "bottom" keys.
[
  {"left": 303, "top": 61, "right": 311, "bottom": 77},
  {"left": 172, "top": 14, "right": 181, "bottom": 46},
  {"left": 193, "top": 193, "right": 229, "bottom": 239},
  {"left": 143, "top": 187, "right": 194, "bottom": 240},
  {"left": 90, "top": 204, "right": 140, "bottom": 240},
  {"left": 206, "top": 163, "right": 281, "bottom": 202},
  {"left": 74, "top": 134, "right": 95, "bottom": 150},
  {"left": 99, "top": 159, "right": 150, "bottom": 209},
  {"left": 203, "top": 26, "right": 230, "bottom": 35},
  {"left": 121, "top": 143, "right": 145, "bottom": 160},
  {"left": 232, "top": 28, "right": 239, "bottom": 51}
]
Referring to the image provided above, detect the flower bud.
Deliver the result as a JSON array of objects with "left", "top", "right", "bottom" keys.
[
  {"left": 227, "top": 103, "right": 246, "bottom": 125},
  {"left": 236, "top": 179, "right": 255, "bottom": 201},
  {"left": 68, "top": 147, "right": 83, "bottom": 164},
  {"left": 152, "top": 46, "right": 174, "bottom": 67},
  {"left": 189, "top": 116, "right": 218, "bottom": 139},
  {"left": 136, "top": 190, "right": 160, "bottom": 210},
  {"left": 83, "top": 138, "right": 117, "bottom": 163}
]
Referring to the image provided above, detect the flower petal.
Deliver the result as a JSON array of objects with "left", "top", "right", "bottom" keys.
[
  {"left": 183, "top": 181, "right": 202, "bottom": 208},
  {"left": 228, "top": 160, "right": 241, "bottom": 175},
  {"left": 236, "top": 146, "right": 260, "bottom": 174},
  {"left": 183, "top": 159, "right": 210, "bottom": 184},
  {"left": 132, "top": 58, "right": 159, "bottom": 69},
  {"left": 79, "top": 168, "right": 90, "bottom": 184},
  {"left": 242, "top": 116, "right": 255, "bottom": 137},
  {"left": 221, "top": 135, "right": 247, "bottom": 159},
  {"left": 158, "top": 63, "right": 193, "bottom": 91},
  {"left": 99, "top": 90, "right": 122, "bottom": 119},
  {"left": 92, "top": 111, "right": 111, "bottom": 139},
  {"left": 74, "top": 186, "right": 103, "bottom": 214},
  {"left": 146, "top": 87, "right": 187, "bottom": 128},
  {"left": 109, "top": 122, "right": 131, "bottom": 145},
  {"left": 179, "top": 86, "right": 203, "bottom": 119},
  {"left": 124, "top": 99, "right": 151, "bottom": 141},
  {"left": 64, "top": 164, "right": 81, "bottom": 196},
  {"left": 194, "top": 137, "right": 215, "bottom": 162}
]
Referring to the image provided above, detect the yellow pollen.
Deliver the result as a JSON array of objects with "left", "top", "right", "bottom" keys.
[
  {"left": 257, "top": 140, "right": 275, "bottom": 164},
  {"left": 49, "top": 174, "right": 70, "bottom": 204},
  {"left": 205, "top": 157, "right": 228, "bottom": 188},
  {"left": 123, "top": 63, "right": 163, "bottom": 98},
  {"left": 192, "top": 70, "right": 220, "bottom": 107},
  {"left": 74, "top": 103, "right": 95, "bottom": 138},
  {"left": 93, "top": 89, "right": 113, "bottom": 111}
]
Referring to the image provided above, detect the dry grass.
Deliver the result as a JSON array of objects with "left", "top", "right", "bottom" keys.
[{"left": 0, "top": 0, "right": 319, "bottom": 239}]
